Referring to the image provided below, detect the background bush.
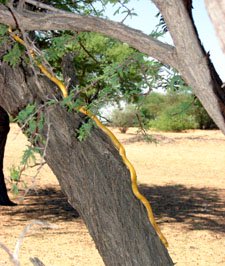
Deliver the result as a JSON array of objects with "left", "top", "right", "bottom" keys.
[
  {"left": 110, "top": 105, "right": 139, "bottom": 133},
  {"left": 143, "top": 91, "right": 217, "bottom": 131},
  {"left": 110, "top": 91, "right": 217, "bottom": 132}
]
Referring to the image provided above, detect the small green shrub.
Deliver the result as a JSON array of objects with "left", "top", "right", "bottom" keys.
[
  {"left": 149, "top": 112, "right": 198, "bottom": 131},
  {"left": 110, "top": 105, "right": 138, "bottom": 133},
  {"left": 140, "top": 92, "right": 165, "bottom": 121},
  {"left": 148, "top": 95, "right": 198, "bottom": 131}
]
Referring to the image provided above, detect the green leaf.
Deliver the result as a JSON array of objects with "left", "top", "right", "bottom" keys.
[
  {"left": 3, "top": 43, "right": 25, "bottom": 67},
  {"left": 12, "top": 183, "right": 19, "bottom": 195},
  {"left": 21, "top": 146, "right": 38, "bottom": 166},
  {"left": 9, "top": 165, "right": 20, "bottom": 182},
  {"left": 0, "top": 0, "right": 8, "bottom": 4},
  {"left": 16, "top": 104, "right": 36, "bottom": 124},
  {"left": 76, "top": 119, "right": 95, "bottom": 141},
  {"left": 27, "top": 119, "right": 37, "bottom": 134},
  {"left": 0, "top": 24, "right": 8, "bottom": 36}
]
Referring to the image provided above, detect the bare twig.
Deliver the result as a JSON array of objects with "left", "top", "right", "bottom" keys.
[
  {"left": 0, "top": 220, "right": 57, "bottom": 265},
  {"left": 29, "top": 162, "right": 47, "bottom": 168},
  {"left": 117, "top": 0, "right": 135, "bottom": 24},
  {"left": 0, "top": 242, "right": 19, "bottom": 266},
  {"left": 30, "top": 257, "right": 46, "bottom": 266},
  {"left": 22, "top": 115, "right": 51, "bottom": 198},
  {"left": 13, "top": 220, "right": 57, "bottom": 262},
  {"left": 136, "top": 113, "right": 157, "bottom": 143}
]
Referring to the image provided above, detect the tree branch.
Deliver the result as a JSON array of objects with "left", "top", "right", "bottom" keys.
[
  {"left": 0, "top": 3, "right": 179, "bottom": 69},
  {"left": 152, "top": 0, "right": 225, "bottom": 134},
  {"left": 1, "top": 1, "right": 225, "bottom": 133},
  {"left": 205, "top": 0, "right": 225, "bottom": 56}
]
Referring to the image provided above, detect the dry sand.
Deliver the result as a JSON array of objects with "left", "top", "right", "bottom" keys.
[{"left": 0, "top": 124, "right": 224, "bottom": 265}]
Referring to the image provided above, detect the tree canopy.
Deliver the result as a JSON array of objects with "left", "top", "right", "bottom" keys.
[{"left": 0, "top": 0, "right": 225, "bottom": 133}]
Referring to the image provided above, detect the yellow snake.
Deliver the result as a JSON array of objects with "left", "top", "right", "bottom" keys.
[{"left": 8, "top": 28, "right": 168, "bottom": 247}]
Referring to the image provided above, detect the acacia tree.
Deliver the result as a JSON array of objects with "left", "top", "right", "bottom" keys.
[{"left": 0, "top": 0, "right": 225, "bottom": 265}]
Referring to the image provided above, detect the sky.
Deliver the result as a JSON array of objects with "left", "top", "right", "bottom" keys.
[{"left": 102, "top": 0, "right": 225, "bottom": 81}]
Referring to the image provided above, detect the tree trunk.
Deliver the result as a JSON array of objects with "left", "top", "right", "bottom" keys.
[
  {"left": 0, "top": 106, "right": 17, "bottom": 206},
  {"left": 153, "top": 0, "right": 225, "bottom": 134},
  {"left": 205, "top": 0, "right": 225, "bottom": 56},
  {"left": 0, "top": 60, "right": 173, "bottom": 264}
]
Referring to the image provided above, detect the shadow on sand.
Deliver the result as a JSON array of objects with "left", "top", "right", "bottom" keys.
[
  {"left": 5, "top": 184, "right": 224, "bottom": 233},
  {"left": 5, "top": 187, "right": 79, "bottom": 222},
  {"left": 140, "top": 184, "right": 225, "bottom": 233}
]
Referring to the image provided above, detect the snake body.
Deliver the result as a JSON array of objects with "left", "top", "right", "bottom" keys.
[{"left": 9, "top": 28, "right": 168, "bottom": 247}]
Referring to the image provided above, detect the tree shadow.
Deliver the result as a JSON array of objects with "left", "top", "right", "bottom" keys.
[
  {"left": 5, "top": 184, "right": 225, "bottom": 233},
  {"left": 5, "top": 187, "right": 79, "bottom": 222},
  {"left": 140, "top": 184, "right": 225, "bottom": 233}
]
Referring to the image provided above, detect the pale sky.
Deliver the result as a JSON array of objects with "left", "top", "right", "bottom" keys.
[{"left": 102, "top": 0, "right": 225, "bottom": 81}]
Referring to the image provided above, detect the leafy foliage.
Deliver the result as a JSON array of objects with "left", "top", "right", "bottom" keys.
[
  {"left": 0, "top": 0, "right": 8, "bottom": 4},
  {"left": 111, "top": 90, "right": 217, "bottom": 132},
  {"left": 3, "top": 0, "right": 209, "bottom": 194},
  {"left": 3, "top": 43, "right": 25, "bottom": 67},
  {"left": 37, "top": 30, "right": 164, "bottom": 108},
  {"left": 14, "top": 104, "right": 45, "bottom": 145},
  {"left": 0, "top": 25, "right": 26, "bottom": 67},
  {"left": 9, "top": 104, "right": 45, "bottom": 194},
  {"left": 9, "top": 165, "right": 20, "bottom": 183},
  {"left": 141, "top": 91, "right": 217, "bottom": 131},
  {"left": 110, "top": 105, "right": 138, "bottom": 133},
  {"left": 0, "top": 23, "right": 8, "bottom": 36},
  {"left": 149, "top": 105, "right": 198, "bottom": 132},
  {"left": 41, "top": 0, "right": 102, "bottom": 15},
  {"left": 21, "top": 146, "right": 40, "bottom": 166},
  {"left": 0, "top": 23, "right": 9, "bottom": 47},
  {"left": 76, "top": 119, "right": 95, "bottom": 141}
]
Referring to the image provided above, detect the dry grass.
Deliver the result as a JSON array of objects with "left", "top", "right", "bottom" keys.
[{"left": 0, "top": 125, "right": 224, "bottom": 265}]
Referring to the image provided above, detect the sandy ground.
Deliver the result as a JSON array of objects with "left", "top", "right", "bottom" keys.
[{"left": 0, "top": 124, "right": 225, "bottom": 265}]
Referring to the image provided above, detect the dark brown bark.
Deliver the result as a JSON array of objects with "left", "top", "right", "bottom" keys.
[
  {"left": 0, "top": 106, "right": 17, "bottom": 205},
  {"left": 0, "top": 58, "right": 173, "bottom": 264}
]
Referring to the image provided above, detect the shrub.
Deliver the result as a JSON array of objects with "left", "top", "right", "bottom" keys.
[
  {"left": 141, "top": 91, "right": 217, "bottom": 131},
  {"left": 149, "top": 112, "right": 198, "bottom": 131},
  {"left": 139, "top": 92, "right": 165, "bottom": 122},
  {"left": 110, "top": 105, "right": 138, "bottom": 133},
  {"left": 191, "top": 99, "right": 217, "bottom": 129}
]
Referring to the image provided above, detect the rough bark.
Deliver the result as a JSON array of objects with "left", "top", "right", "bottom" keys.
[
  {"left": 205, "top": 0, "right": 225, "bottom": 55},
  {"left": 0, "top": 106, "right": 16, "bottom": 205},
  {"left": 0, "top": 58, "right": 173, "bottom": 264},
  {"left": 152, "top": 0, "right": 225, "bottom": 134},
  {"left": 0, "top": 1, "right": 225, "bottom": 134}
]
